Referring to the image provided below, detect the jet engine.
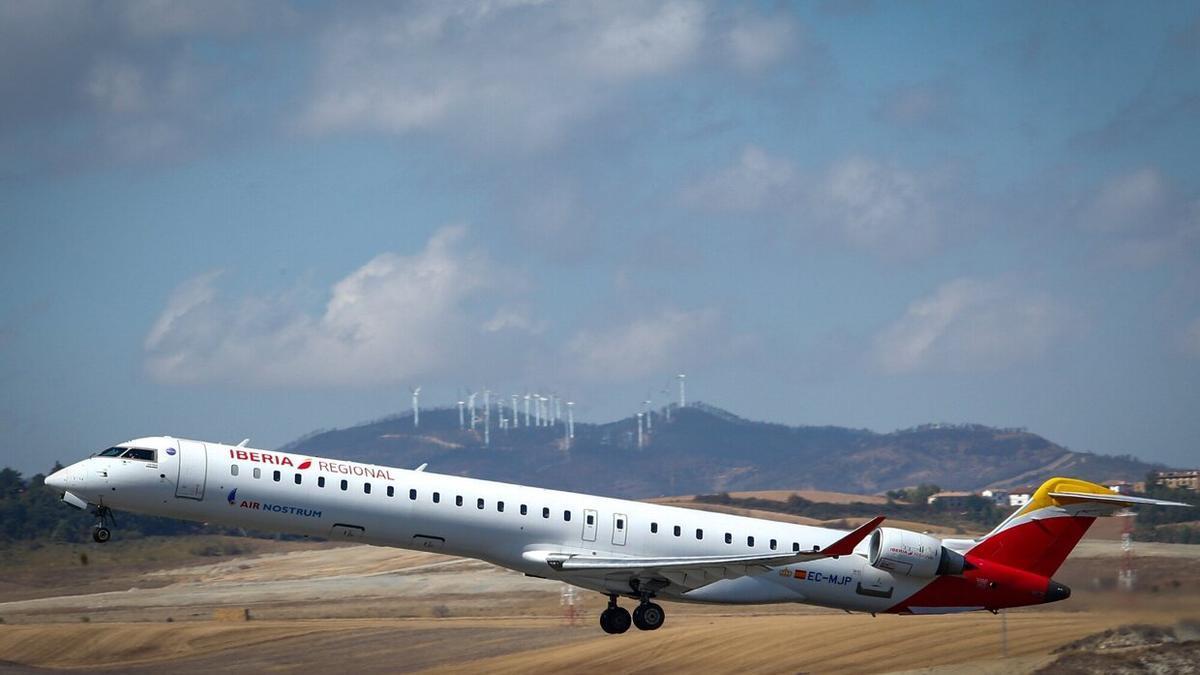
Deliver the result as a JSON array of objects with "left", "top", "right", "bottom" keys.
[{"left": 868, "top": 527, "right": 966, "bottom": 577}]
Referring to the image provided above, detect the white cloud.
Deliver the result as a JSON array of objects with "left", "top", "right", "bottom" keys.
[
  {"left": 584, "top": 1, "right": 706, "bottom": 79},
  {"left": 1082, "top": 167, "right": 1170, "bottom": 233},
  {"left": 871, "top": 278, "right": 1066, "bottom": 375},
  {"left": 680, "top": 145, "right": 799, "bottom": 212},
  {"left": 1076, "top": 167, "right": 1200, "bottom": 266},
  {"left": 682, "top": 147, "right": 962, "bottom": 257},
  {"left": 144, "top": 226, "right": 527, "bottom": 386},
  {"left": 565, "top": 308, "right": 719, "bottom": 381},
  {"left": 727, "top": 14, "right": 796, "bottom": 71},
  {"left": 299, "top": 1, "right": 709, "bottom": 150},
  {"left": 86, "top": 60, "right": 147, "bottom": 113}
]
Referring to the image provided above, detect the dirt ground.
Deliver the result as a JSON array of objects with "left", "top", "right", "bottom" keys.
[{"left": 0, "top": 528, "right": 1195, "bottom": 674}]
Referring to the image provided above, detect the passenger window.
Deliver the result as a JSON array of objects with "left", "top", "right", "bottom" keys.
[
  {"left": 294, "top": 473, "right": 302, "bottom": 485},
  {"left": 520, "top": 504, "right": 528, "bottom": 515},
  {"left": 433, "top": 492, "right": 440, "bottom": 504},
  {"left": 318, "top": 476, "right": 325, "bottom": 488},
  {"left": 747, "top": 536, "right": 755, "bottom": 547},
  {"left": 542, "top": 507, "right": 550, "bottom": 518},
  {"left": 477, "top": 498, "right": 485, "bottom": 510},
  {"left": 793, "top": 542, "right": 800, "bottom": 552},
  {"left": 586, "top": 514, "right": 595, "bottom": 525},
  {"left": 456, "top": 495, "right": 464, "bottom": 507},
  {"left": 696, "top": 528, "right": 703, "bottom": 540},
  {"left": 563, "top": 510, "right": 571, "bottom": 522},
  {"left": 340, "top": 479, "right": 348, "bottom": 491},
  {"left": 673, "top": 525, "right": 681, "bottom": 537},
  {"left": 387, "top": 485, "right": 394, "bottom": 497},
  {"left": 617, "top": 518, "right": 624, "bottom": 529},
  {"left": 231, "top": 464, "right": 239, "bottom": 476},
  {"left": 651, "top": 522, "right": 658, "bottom": 534},
  {"left": 253, "top": 468, "right": 261, "bottom": 479},
  {"left": 498, "top": 501, "right": 505, "bottom": 512},
  {"left": 725, "top": 532, "right": 732, "bottom": 544},
  {"left": 364, "top": 483, "right": 372, "bottom": 494},
  {"left": 273, "top": 470, "right": 281, "bottom": 482},
  {"left": 770, "top": 539, "right": 777, "bottom": 550},
  {"left": 410, "top": 489, "right": 417, "bottom": 500}
]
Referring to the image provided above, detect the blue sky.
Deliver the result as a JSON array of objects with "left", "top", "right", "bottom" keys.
[{"left": 2, "top": 1, "right": 1198, "bottom": 476}]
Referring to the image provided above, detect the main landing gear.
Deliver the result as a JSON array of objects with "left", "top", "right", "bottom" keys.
[
  {"left": 599, "top": 594, "right": 666, "bottom": 634},
  {"left": 92, "top": 505, "right": 115, "bottom": 544}
]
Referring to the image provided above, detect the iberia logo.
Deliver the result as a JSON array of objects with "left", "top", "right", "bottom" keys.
[
  {"left": 227, "top": 488, "right": 238, "bottom": 505},
  {"left": 227, "top": 448, "right": 313, "bottom": 469}
]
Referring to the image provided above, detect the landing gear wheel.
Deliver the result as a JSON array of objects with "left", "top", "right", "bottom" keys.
[
  {"left": 600, "top": 607, "right": 631, "bottom": 634},
  {"left": 632, "top": 602, "right": 665, "bottom": 631},
  {"left": 91, "top": 505, "right": 116, "bottom": 543}
]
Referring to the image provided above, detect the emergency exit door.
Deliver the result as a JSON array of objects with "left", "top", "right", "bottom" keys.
[
  {"left": 582, "top": 509, "right": 598, "bottom": 541},
  {"left": 612, "top": 513, "right": 628, "bottom": 546},
  {"left": 175, "top": 440, "right": 207, "bottom": 500}
]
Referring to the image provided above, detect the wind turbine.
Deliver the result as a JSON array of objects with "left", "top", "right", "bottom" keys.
[
  {"left": 483, "top": 390, "right": 491, "bottom": 447},
  {"left": 643, "top": 398, "right": 652, "bottom": 432},
  {"left": 457, "top": 399, "right": 465, "bottom": 430},
  {"left": 566, "top": 401, "right": 575, "bottom": 440},
  {"left": 511, "top": 394, "right": 519, "bottom": 429},
  {"left": 677, "top": 373, "right": 687, "bottom": 408},
  {"left": 468, "top": 392, "right": 478, "bottom": 431},
  {"left": 411, "top": 386, "right": 421, "bottom": 429},
  {"left": 524, "top": 393, "right": 531, "bottom": 427},
  {"left": 636, "top": 412, "right": 644, "bottom": 449}
]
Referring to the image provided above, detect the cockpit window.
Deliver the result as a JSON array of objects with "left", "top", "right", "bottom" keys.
[
  {"left": 99, "top": 447, "right": 126, "bottom": 457},
  {"left": 120, "top": 448, "right": 156, "bottom": 462}
]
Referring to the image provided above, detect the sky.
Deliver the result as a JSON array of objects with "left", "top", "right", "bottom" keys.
[{"left": 2, "top": 0, "right": 1198, "bottom": 476}]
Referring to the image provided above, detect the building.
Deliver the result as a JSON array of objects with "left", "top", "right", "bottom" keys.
[
  {"left": 1153, "top": 470, "right": 1200, "bottom": 491},
  {"left": 1105, "top": 481, "right": 1136, "bottom": 495},
  {"left": 927, "top": 491, "right": 976, "bottom": 508},
  {"left": 980, "top": 488, "right": 1009, "bottom": 506},
  {"left": 1008, "top": 487, "right": 1037, "bottom": 508}
]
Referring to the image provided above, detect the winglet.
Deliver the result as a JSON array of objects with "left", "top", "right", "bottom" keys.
[
  {"left": 236, "top": 439, "right": 250, "bottom": 447},
  {"left": 821, "top": 516, "right": 885, "bottom": 557}
]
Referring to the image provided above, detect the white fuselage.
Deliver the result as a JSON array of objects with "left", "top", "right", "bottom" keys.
[{"left": 48, "top": 436, "right": 929, "bottom": 612}]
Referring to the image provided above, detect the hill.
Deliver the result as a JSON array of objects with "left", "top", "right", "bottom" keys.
[{"left": 281, "top": 403, "right": 1165, "bottom": 498}]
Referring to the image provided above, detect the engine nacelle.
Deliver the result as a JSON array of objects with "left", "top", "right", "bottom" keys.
[{"left": 868, "top": 527, "right": 966, "bottom": 577}]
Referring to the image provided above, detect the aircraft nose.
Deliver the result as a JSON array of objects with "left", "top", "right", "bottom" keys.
[{"left": 45, "top": 468, "right": 69, "bottom": 491}]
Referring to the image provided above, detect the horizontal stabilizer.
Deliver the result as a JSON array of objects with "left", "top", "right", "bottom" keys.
[{"left": 1048, "top": 491, "right": 1192, "bottom": 508}]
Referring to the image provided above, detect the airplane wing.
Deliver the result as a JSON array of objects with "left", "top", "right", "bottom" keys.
[
  {"left": 1048, "top": 491, "right": 1192, "bottom": 508},
  {"left": 527, "top": 516, "right": 883, "bottom": 592}
]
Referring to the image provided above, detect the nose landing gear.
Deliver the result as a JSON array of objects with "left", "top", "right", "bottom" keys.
[{"left": 91, "top": 505, "right": 116, "bottom": 544}]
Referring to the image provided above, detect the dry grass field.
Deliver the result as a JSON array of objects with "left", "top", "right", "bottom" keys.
[{"left": 0, "top": 521, "right": 1195, "bottom": 673}]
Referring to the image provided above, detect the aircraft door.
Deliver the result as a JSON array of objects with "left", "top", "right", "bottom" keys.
[
  {"left": 582, "top": 509, "right": 598, "bottom": 542},
  {"left": 175, "top": 440, "right": 207, "bottom": 500},
  {"left": 612, "top": 513, "right": 627, "bottom": 546}
]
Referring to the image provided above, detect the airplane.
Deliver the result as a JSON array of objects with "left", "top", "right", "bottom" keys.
[{"left": 44, "top": 436, "right": 1190, "bottom": 633}]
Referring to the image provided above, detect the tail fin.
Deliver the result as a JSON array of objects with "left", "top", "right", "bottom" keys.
[{"left": 967, "top": 477, "right": 1190, "bottom": 577}]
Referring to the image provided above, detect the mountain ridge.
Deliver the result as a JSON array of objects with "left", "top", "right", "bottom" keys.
[{"left": 279, "top": 403, "right": 1165, "bottom": 498}]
